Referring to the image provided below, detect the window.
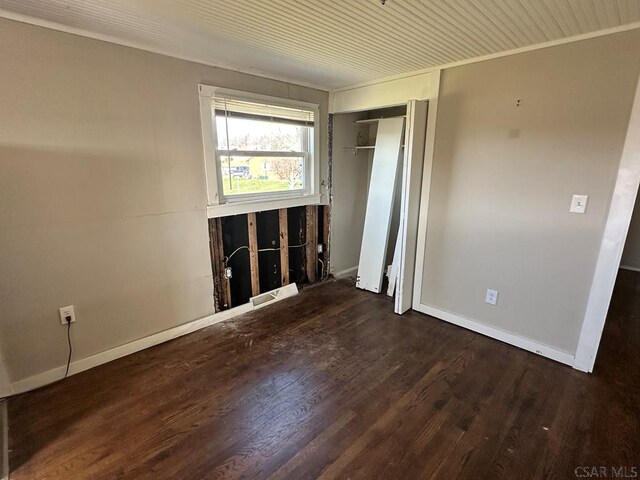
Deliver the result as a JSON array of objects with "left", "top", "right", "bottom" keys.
[{"left": 199, "top": 85, "right": 320, "bottom": 216}]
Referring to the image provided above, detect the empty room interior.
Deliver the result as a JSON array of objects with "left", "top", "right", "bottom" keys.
[{"left": 1, "top": 1, "right": 640, "bottom": 479}]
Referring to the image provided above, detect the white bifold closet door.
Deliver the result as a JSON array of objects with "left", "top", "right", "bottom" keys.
[
  {"left": 356, "top": 117, "right": 405, "bottom": 293},
  {"left": 394, "top": 100, "right": 428, "bottom": 313}
]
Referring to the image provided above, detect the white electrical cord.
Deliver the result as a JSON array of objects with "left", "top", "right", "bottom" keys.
[
  {"left": 224, "top": 245, "right": 249, "bottom": 265},
  {"left": 224, "top": 241, "right": 309, "bottom": 266}
]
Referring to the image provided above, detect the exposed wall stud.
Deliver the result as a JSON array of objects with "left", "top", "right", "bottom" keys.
[
  {"left": 322, "top": 205, "right": 331, "bottom": 278},
  {"left": 211, "top": 206, "right": 320, "bottom": 310},
  {"left": 306, "top": 205, "right": 318, "bottom": 282},
  {"left": 217, "top": 218, "right": 232, "bottom": 309},
  {"left": 247, "top": 212, "right": 261, "bottom": 296},
  {"left": 209, "top": 218, "right": 231, "bottom": 311},
  {"left": 279, "top": 209, "right": 290, "bottom": 286}
]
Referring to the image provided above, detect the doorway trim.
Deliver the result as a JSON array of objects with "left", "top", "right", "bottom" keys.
[
  {"left": 574, "top": 75, "right": 640, "bottom": 372},
  {"left": 411, "top": 69, "right": 640, "bottom": 372},
  {"left": 412, "top": 70, "right": 441, "bottom": 309}
]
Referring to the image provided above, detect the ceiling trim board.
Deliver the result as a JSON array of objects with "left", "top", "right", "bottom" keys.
[{"left": 0, "top": 9, "right": 331, "bottom": 92}]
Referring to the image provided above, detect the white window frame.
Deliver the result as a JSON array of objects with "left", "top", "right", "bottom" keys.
[{"left": 199, "top": 84, "right": 321, "bottom": 218}]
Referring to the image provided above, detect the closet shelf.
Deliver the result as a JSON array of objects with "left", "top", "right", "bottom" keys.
[
  {"left": 353, "top": 144, "right": 405, "bottom": 150},
  {"left": 354, "top": 115, "right": 406, "bottom": 124}
]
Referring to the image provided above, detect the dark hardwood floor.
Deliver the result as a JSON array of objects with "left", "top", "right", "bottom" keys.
[{"left": 8, "top": 273, "right": 640, "bottom": 479}]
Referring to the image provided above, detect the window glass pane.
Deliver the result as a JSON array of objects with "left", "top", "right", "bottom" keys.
[
  {"left": 216, "top": 117, "right": 305, "bottom": 152},
  {"left": 219, "top": 156, "right": 304, "bottom": 196}
]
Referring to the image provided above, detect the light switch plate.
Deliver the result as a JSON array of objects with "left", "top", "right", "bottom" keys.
[{"left": 570, "top": 195, "right": 588, "bottom": 214}]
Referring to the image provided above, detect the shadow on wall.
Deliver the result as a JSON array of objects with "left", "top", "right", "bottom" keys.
[{"left": 0, "top": 144, "right": 212, "bottom": 385}]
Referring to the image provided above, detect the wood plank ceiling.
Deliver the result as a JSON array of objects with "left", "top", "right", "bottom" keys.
[{"left": 0, "top": 0, "right": 638, "bottom": 89}]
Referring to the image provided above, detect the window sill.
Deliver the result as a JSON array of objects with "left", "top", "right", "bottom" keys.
[{"left": 207, "top": 194, "right": 323, "bottom": 218}]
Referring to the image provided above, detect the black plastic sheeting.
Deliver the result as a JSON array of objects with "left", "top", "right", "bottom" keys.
[
  {"left": 287, "top": 206, "right": 308, "bottom": 285},
  {"left": 218, "top": 206, "right": 310, "bottom": 308},
  {"left": 256, "top": 210, "right": 281, "bottom": 293},
  {"left": 220, "top": 214, "right": 252, "bottom": 308}
]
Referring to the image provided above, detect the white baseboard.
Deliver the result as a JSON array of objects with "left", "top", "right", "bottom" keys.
[
  {"left": 334, "top": 265, "right": 358, "bottom": 277},
  {"left": 619, "top": 265, "right": 640, "bottom": 272},
  {"left": 9, "top": 284, "right": 298, "bottom": 396},
  {"left": 414, "top": 303, "right": 575, "bottom": 367},
  {"left": 10, "top": 305, "right": 248, "bottom": 395}
]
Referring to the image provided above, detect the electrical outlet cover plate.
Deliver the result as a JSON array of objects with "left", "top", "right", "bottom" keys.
[
  {"left": 485, "top": 289, "right": 499, "bottom": 306},
  {"left": 59, "top": 305, "right": 77, "bottom": 324}
]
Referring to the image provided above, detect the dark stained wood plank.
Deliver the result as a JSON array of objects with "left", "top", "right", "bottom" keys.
[
  {"left": 0, "top": 400, "right": 6, "bottom": 480},
  {"left": 7, "top": 271, "right": 640, "bottom": 480},
  {"left": 267, "top": 410, "right": 357, "bottom": 480},
  {"left": 278, "top": 208, "right": 289, "bottom": 286},
  {"left": 247, "top": 212, "right": 260, "bottom": 296}
]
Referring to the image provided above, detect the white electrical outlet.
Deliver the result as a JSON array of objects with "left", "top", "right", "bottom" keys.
[
  {"left": 485, "top": 289, "right": 499, "bottom": 306},
  {"left": 59, "top": 305, "right": 77, "bottom": 325},
  {"left": 570, "top": 195, "right": 588, "bottom": 214}
]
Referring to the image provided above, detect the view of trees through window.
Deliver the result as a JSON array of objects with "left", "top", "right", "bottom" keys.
[{"left": 216, "top": 117, "right": 308, "bottom": 196}]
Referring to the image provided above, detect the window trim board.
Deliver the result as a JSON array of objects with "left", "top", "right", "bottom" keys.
[
  {"left": 199, "top": 84, "right": 321, "bottom": 211},
  {"left": 206, "top": 193, "right": 322, "bottom": 218}
]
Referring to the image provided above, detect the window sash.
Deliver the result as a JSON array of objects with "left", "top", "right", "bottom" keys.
[
  {"left": 213, "top": 109, "right": 313, "bottom": 128},
  {"left": 215, "top": 152, "right": 310, "bottom": 199},
  {"left": 212, "top": 96, "right": 314, "bottom": 126},
  {"left": 199, "top": 84, "right": 320, "bottom": 210},
  {"left": 214, "top": 150, "right": 306, "bottom": 158},
  {"left": 214, "top": 117, "right": 312, "bottom": 202},
  {"left": 219, "top": 157, "right": 306, "bottom": 198},
  {"left": 215, "top": 116, "right": 310, "bottom": 153}
]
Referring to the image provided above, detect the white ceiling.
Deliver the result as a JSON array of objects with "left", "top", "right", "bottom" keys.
[{"left": 1, "top": 0, "right": 639, "bottom": 89}]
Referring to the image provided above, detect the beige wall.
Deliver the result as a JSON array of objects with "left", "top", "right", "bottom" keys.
[
  {"left": 329, "top": 113, "right": 369, "bottom": 274},
  {"left": 0, "top": 18, "right": 328, "bottom": 385},
  {"left": 621, "top": 193, "right": 640, "bottom": 269},
  {"left": 0, "top": 346, "right": 9, "bottom": 396},
  {"left": 421, "top": 30, "right": 640, "bottom": 354}
]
